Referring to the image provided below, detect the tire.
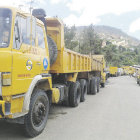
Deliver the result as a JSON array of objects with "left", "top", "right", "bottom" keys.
[
  {"left": 96, "top": 77, "right": 100, "bottom": 93},
  {"left": 62, "top": 82, "right": 71, "bottom": 106},
  {"left": 24, "top": 89, "right": 49, "bottom": 138},
  {"left": 69, "top": 81, "right": 81, "bottom": 107},
  {"left": 47, "top": 36, "right": 58, "bottom": 66},
  {"left": 101, "top": 83, "right": 105, "bottom": 88},
  {"left": 90, "top": 77, "right": 97, "bottom": 95},
  {"left": 137, "top": 80, "right": 139, "bottom": 84},
  {"left": 87, "top": 79, "right": 91, "bottom": 94},
  {"left": 79, "top": 79, "right": 87, "bottom": 102}
]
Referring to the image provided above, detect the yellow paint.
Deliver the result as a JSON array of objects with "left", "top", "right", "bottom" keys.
[
  {"left": 10, "top": 96, "right": 24, "bottom": 114},
  {"left": 101, "top": 72, "right": 106, "bottom": 83},
  {"left": 91, "top": 55, "right": 102, "bottom": 71},
  {"left": 0, "top": 100, "right": 5, "bottom": 115},
  {"left": 109, "top": 67, "right": 118, "bottom": 75},
  {"left": 67, "top": 73, "right": 78, "bottom": 82},
  {"left": 91, "top": 55, "right": 106, "bottom": 84},
  {"left": 52, "top": 88, "right": 60, "bottom": 103}
]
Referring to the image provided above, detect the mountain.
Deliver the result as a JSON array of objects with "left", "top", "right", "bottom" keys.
[{"left": 76, "top": 25, "right": 140, "bottom": 47}]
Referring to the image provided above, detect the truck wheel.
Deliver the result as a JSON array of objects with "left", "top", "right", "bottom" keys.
[
  {"left": 62, "top": 82, "right": 71, "bottom": 106},
  {"left": 96, "top": 77, "right": 100, "bottom": 93},
  {"left": 87, "top": 78, "right": 91, "bottom": 94},
  {"left": 90, "top": 77, "right": 97, "bottom": 95},
  {"left": 69, "top": 81, "right": 81, "bottom": 107},
  {"left": 101, "top": 83, "right": 105, "bottom": 88},
  {"left": 137, "top": 80, "right": 139, "bottom": 84},
  {"left": 79, "top": 79, "right": 87, "bottom": 102},
  {"left": 24, "top": 89, "right": 49, "bottom": 137}
]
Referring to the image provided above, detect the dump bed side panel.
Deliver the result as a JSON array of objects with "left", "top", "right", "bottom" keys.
[
  {"left": 91, "top": 55, "right": 104, "bottom": 72},
  {"left": 50, "top": 48, "right": 91, "bottom": 73}
]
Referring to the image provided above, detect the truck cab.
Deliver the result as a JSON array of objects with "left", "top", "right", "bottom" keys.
[
  {"left": 0, "top": 6, "right": 61, "bottom": 137},
  {"left": 0, "top": 6, "right": 58, "bottom": 120}
]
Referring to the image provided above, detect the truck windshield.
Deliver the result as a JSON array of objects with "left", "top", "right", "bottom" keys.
[{"left": 0, "top": 8, "right": 12, "bottom": 47}]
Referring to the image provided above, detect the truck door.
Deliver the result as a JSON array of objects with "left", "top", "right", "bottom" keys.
[
  {"left": 36, "top": 24, "right": 49, "bottom": 73},
  {"left": 12, "top": 15, "right": 40, "bottom": 95}
]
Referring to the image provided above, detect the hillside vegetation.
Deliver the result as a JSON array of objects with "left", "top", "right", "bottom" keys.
[{"left": 64, "top": 25, "right": 140, "bottom": 67}]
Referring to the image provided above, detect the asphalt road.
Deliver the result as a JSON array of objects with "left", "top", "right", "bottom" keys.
[{"left": 0, "top": 76, "right": 140, "bottom": 140}]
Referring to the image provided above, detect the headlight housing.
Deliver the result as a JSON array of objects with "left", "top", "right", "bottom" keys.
[{"left": 2, "top": 72, "right": 11, "bottom": 86}]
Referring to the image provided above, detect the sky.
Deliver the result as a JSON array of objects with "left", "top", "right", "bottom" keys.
[{"left": 0, "top": 0, "right": 140, "bottom": 39}]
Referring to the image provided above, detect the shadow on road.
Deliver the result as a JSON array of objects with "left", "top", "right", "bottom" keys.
[
  {"left": 0, "top": 120, "right": 27, "bottom": 140},
  {"left": 0, "top": 104, "right": 68, "bottom": 139}
]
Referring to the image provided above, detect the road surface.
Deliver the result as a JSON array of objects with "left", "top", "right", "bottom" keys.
[{"left": 0, "top": 76, "right": 140, "bottom": 140}]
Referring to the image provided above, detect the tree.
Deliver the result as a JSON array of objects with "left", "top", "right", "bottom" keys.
[
  {"left": 64, "top": 24, "right": 140, "bottom": 67},
  {"left": 79, "top": 25, "right": 102, "bottom": 54},
  {"left": 64, "top": 25, "right": 78, "bottom": 50}
]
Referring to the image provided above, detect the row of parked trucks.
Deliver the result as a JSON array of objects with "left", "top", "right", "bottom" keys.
[
  {"left": 109, "top": 66, "right": 136, "bottom": 77},
  {"left": 0, "top": 7, "right": 107, "bottom": 137}
]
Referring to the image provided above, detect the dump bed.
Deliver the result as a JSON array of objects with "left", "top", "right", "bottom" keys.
[
  {"left": 91, "top": 55, "right": 106, "bottom": 72},
  {"left": 91, "top": 56, "right": 102, "bottom": 71},
  {"left": 50, "top": 48, "right": 91, "bottom": 73},
  {"left": 92, "top": 55, "right": 106, "bottom": 69},
  {"left": 46, "top": 18, "right": 91, "bottom": 73}
]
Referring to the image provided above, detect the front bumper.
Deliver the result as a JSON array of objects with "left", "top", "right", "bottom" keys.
[
  {"left": 0, "top": 100, "right": 5, "bottom": 118},
  {"left": 0, "top": 100, "right": 11, "bottom": 118}
]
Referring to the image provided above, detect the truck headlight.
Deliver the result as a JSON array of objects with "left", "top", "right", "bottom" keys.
[{"left": 2, "top": 72, "right": 11, "bottom": 86}]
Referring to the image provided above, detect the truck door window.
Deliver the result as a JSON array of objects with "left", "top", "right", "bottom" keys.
[
  {"left": 14, "top": 16, "right": 21, "bottom": 49},
  {"left": 14, "top": 16, "right": 30, "bottom": 49},
  {"left": 0, "top": 8, "right": 12, "bottom": 47},
  {"left": 21, "top": 17, "right": 30, "bottom": 44},
  {"left": 32, "top": 17, "right": 36, "bottom": 46},
  {"left": 37, "top": 25, "right": 45, "bottom": 49}
]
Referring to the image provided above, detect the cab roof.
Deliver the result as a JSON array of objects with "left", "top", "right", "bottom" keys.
[{"left": 0, "top": 6, "right": 44, "bottom": 25}]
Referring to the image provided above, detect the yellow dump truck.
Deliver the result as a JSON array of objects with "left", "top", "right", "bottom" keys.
[
  {"left": 122, "top": 66, "right": 130, "bottom": 75},
  {"left": 92, "top": 55, "right": 106, "bottom": 87},
  {"left": 109, "top": 66, "right": 118, "bottom": 77},
  {"left": 137, "top": 69, "right": 140, "bottom": 85},
  {"left": 128, "top": 66, "right": 135, "bottom": 75},
  {"left": 0, "top": 7, "right": 106, "bottom": 137},
  {"left": 122, "top": 66, "right": 135, "bottom": 75}
]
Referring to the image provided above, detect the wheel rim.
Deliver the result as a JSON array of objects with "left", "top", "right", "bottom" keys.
[{"left": 32, "top": 97, "right": 47, "bottom": 127}]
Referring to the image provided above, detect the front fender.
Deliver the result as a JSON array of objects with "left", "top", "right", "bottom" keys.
[{"left": 22, "top": 74, "right": 52, "bottom": 114}]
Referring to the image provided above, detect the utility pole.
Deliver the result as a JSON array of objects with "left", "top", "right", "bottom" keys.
[{"left": 30, "top": 0, "right": 34, "bottom": 14}]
